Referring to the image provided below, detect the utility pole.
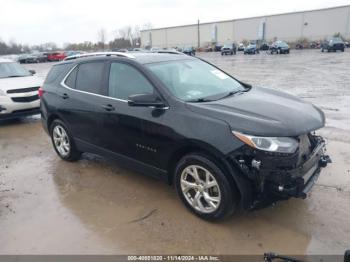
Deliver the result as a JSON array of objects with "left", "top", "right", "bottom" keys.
[{"left": 197, "top": 19, "right": 200, "bottom": 48}]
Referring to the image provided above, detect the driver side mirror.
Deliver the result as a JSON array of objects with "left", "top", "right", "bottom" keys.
[
  {"left": 345, "top": 250, "right": 350, "bottom": 262},
  {"left": 29, "top": 70, "right": 36, "bottom": 75},
  {"left": 128, "top": 93, "right": 167, "bottom": 108}
]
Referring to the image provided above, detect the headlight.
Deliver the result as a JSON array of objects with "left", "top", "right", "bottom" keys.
[
  {"left": 233, "top": 131, "right": 299, "bottom": 153},
  {"left": 0, "top": 89, "right": 6, "bottom": 96}
]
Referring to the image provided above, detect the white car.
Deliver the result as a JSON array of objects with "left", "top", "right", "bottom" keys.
[{"left": 0, "top": 58, "right": 42, "bottom": 120}]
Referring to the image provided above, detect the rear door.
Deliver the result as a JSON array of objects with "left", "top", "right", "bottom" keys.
[{"left": 59, "top": 60, "right": 109, "bottom": 147}]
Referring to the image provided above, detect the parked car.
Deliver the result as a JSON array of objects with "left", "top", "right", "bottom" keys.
[
  {"left": 221, "top": 43, "right": 237, "bottom": 55},
  {"left": 321, "top": 37, "right": 345, "bottom": 52},
  {"left": 0, "top": 58, "right": 42, "bottom": 120},
  {"left": 214, "top": 45, "right": 223, "bottom": 52},
  {"left": 41, "top": 52, "right": 330, "bottom": 220},
  {"left": 183, "top": 46, "right": 196, "bottom": 56},
  {"left": 237, "top": 43, "right": 245, "bottom": 51},
  {"left": 309, "top": 42, "right": 321, "bottom": 49},
  {"left": 244, "top": 43, "right": 260, "bottom": 54},
  {"left": 18, "top": 54, "right": 37, "bottom": 64},
  {"left": 18, "top": 53, "right": 47, "bottom": 63},
  {"left": 345, "top": 41, "right": 350, "bottom": 48},
  {"left": 64, "top": 51, "right": 83, "bottom": 58},
  {"left": 295, "top": 43, "right": 304, "bottom": 49},
  {"left": 270, "top": 41, "right": 290, "bottom": 54},
  {"left": 47, "top": 52, "right": 66, "bottom": 62},
  {"left": 259, "top": 43, "right": 270, "bottom": 51}
]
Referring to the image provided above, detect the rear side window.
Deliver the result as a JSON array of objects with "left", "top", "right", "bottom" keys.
[
  {"left": 76, "top": 62, "right": 105, "bottom": 94},
  {"left": 108, "top": 63, "right": 154, "bottom": 100},
  {"left": 65, "top": 67, "right": 77, "bottom": 88},
  {"left": 45, "top": 64, "right": 69, "bottom": 84}
]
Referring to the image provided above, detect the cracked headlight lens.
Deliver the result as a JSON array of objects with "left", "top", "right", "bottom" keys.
[{"left": 233, "top": 131, "right": 299, "bottom": 153}]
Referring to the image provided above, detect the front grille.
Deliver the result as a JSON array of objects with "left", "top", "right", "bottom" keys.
[
  {"left": 7, "top": 86, "right": 39, "bottom": 94},
  {"left": 11, "top": 95, "right": 39, "bottom": 103}
]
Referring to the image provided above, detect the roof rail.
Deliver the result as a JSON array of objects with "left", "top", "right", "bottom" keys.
[
  {"left": 64, "top": 52, "right": 135, "bottom": 61},
  {"left": 151, "top": 50, "right": 184, "bottom": 55}
]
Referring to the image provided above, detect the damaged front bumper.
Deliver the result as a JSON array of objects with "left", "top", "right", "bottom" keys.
[{"left": 229, "top": 135, "right": 331, "bottom": 209}]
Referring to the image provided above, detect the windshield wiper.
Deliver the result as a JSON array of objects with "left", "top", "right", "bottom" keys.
[
  {"left": 6, "top": 75, "right": 24, "bottom": 78},
  {"left": 187, "top": 97, "right": 214, "bottom": 103},
  {"left": 218, "top": 90, "right": 243, "bottom": 100}
]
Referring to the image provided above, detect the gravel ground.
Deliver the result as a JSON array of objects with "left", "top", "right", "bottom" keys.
[{"left": 0, "top": 49, "right": 349, "bottom": 256}]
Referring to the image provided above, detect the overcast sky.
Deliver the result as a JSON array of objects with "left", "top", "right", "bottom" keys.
[{"left": 1, "top": 0, "right": 350, "bottom": 46}]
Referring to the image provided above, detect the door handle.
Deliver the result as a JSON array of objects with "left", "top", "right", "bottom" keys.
[
  {"left": 61, "top": 93, "right": 69, "bottom": 99},
  {"left": 101, "top": 104, "right": 115, "bottom": 112}
]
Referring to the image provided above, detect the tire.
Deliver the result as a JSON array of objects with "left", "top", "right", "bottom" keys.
[
  {"left": 341, "top": 48, "right": 345, "bottom": 52},
  {"left": 50, "top": 119, "right": 81, "bottom": 161},
  {"left": 221, "top": 53, "right": 223, "bottom": 56},
  {"left": 174, "top": 153, "right": 238, "bottom": 221}
]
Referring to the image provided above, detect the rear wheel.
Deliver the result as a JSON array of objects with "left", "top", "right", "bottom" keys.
[
  {"left": 174, "top": 154, "right": 238, "bottom": 221},
  {"left": 50, "top": 119, "right": 81, "bottom": 161}
]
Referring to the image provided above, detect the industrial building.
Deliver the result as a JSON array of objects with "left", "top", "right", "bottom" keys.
[{"left": 141, "top": 5, "right": 350, "bottom": 48}]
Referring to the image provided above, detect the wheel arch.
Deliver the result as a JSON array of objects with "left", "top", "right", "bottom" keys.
[
  {"left": 47, "top": 113, "right": 61, "bottom": 131},
  {"left": 166, "top": 142, "right": 244, "bottom": 204}
]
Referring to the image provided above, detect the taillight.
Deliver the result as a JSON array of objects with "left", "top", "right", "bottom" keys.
[{"left": 38, "top": 87, "right": 44, "bottom": 98}]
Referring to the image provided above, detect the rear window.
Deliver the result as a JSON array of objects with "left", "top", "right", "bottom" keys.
[
  {"left": 44, "top": 64, "right": 71, "bottom": 84},
  {"left": 65, "top": 67, "right": 77, "bottom": 88},
  {"left": 76, "top": 62, "right": 105, "bottom": 94}
]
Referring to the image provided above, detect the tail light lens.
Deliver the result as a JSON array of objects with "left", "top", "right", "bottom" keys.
[{"left": 38, "top": 87, "right": 44, "bottom": 98}]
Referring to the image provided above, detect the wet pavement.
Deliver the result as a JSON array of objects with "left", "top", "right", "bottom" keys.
[{"left": 0, "top": 50, "right": 349, "bottom": 255}]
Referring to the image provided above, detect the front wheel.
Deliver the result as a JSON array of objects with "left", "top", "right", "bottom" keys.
[
  {"left": 50, "top": 119, "right": 81, "bottom": 161},
  {"left": 174, "top": 154, "right": 238, "bottom": 221}
]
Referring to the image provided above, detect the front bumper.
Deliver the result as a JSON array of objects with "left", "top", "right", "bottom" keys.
[
  {"left": 262, "top": 141, "right": 329, "bottom": 199},
  {"left": 229, "top": 135, "right": 330, "bottom": 209},
  {"left": 0, "top": 95, "right": 40, "bottom": 120}
]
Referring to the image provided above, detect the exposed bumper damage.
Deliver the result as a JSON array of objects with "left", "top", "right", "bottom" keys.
[{"left": 229, "top": 133, "right": 331, "bottom": 210}]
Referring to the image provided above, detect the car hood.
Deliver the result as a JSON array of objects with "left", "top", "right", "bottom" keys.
[
  {"left": 0, "top": 75, "right": 43, "bottom": 92},
  {"left": 186, "top": 87, "right": 325, "bottom": 137}
]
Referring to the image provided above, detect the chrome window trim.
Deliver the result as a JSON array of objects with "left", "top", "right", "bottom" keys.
[
  {"left": 60, "top": 63, "right": 169, "bottom": 110},
  {"left": 60, "top": 64, "right": 128, "bottom": 103}
]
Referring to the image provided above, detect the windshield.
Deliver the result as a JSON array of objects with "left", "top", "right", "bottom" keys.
[
  {"left": 277, "top": 41, "right": 288, "bottom": 47},
  {"left": 146, "top": 59, "right": 245, "bottom": 101},
  {"left": 0, "top": 62, "right": 31, "bottom": 78}
]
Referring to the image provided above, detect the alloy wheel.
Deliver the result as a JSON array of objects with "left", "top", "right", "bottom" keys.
[
  {"left": 180, "top": 165, "right": 221, "bottom": 214},
  {"left": 53, "top": 125, "right": 70, "bottom": 157}
]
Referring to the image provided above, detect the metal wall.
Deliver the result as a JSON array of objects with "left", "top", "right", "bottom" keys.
[{"left": 141, "top": 5, "right": 350, "bottom": 48}]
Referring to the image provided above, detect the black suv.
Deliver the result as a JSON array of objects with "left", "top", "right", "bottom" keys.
[
  {"left": 321, "top": 37, "right": 345, "bottom": 52},
  {"left": 270, "top": 41, "right": 290, "bottom": 54},
  {"left": 40, "top": 52, "right": 330, "bottom": 220}
]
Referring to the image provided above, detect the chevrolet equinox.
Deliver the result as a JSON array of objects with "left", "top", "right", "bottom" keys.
[{"left": 40, "top": 52, "right": 330, "bottom": 220}]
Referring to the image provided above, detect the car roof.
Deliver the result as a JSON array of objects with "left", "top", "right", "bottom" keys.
[{"left": 61, "top": 52, "right": 195, "bottom": 65}]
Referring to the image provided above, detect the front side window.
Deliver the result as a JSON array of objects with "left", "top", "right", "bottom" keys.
[
  {"left": 76, "top": 62, "right": 104, "bottom": 94},
  {"left": 108, "top": 63, "right": 154, "bottom": 100},
  {"left": 0, "top": 62, "right": 31, "bottom": 78},
  {"left": 146, "top": 59, "right": 244, "bottom": 101}
]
